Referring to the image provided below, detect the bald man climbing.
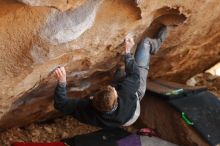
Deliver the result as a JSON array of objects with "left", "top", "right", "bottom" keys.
[{"left": 54, "top": 26, "right": 168, "bottom": 127}]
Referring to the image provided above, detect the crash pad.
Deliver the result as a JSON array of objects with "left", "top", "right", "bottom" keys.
[{"left": 146, "top": 80, "right": 220, "bottom": 146}]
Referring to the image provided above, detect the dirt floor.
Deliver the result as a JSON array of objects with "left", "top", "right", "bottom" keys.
[
  {"left": 0, "top": 116, "right": 98, "bottom": 146},
  {"left": 0, "top": 73, "right": 219, "bottom": 146}
]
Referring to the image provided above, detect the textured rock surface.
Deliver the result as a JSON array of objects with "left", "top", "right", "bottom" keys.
[
  {"left": 0, "top": 0, "right": 142, "bottom": 130},
  {"left": 40, "top": 0, "right": 102, "bottom": 45},
  {"left": 18, "top": 0, "right": 86, "bottom": 11},
  {"left": 0, "top": 0, "right": 220, "bottom": 144},
  {"left": 206, "top": 62, "right": 220, "bottom": 76}
]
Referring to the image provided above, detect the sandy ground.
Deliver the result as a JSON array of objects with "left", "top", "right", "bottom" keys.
[
  {"left": 0, "top": 73, "right": 219, "bottom": 146},
  {"left": 0, "top": 116, "right": 98, "bottom": 146}
]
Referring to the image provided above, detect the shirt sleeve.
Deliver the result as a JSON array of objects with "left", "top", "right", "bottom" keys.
[
  {"left": 54, "top": 83, "right": 102, "bottom": 127},
  {"left": 54, "top": 83, "right": 81, "bottom": 115},
  {"left": 118, "top": 53, "right": 140, "bottom": 95},
  {"left": 124, "top": 53, "right": 135, "bottom": 74}
]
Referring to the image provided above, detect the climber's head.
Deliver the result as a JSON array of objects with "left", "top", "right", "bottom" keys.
[{"left": 92, "top": 85, "right": 118, "bottom": 113}]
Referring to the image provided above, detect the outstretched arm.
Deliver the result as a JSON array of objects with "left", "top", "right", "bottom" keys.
[
  {"left": 124, "top": 35, "right": 137, "bottom": 74},
  {"left": 54, "top": 67, "right": 101, "bottom": 127},
  {"left": 119, "top": 36, "right": 140, "bottom": 94},
  {"left": 54, "top": 67, "right": 79, "bottom": 115}
]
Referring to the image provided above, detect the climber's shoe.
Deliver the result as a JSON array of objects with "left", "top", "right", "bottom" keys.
[{"left": 156, "top": 25, "right": 168, "bottom": 43}]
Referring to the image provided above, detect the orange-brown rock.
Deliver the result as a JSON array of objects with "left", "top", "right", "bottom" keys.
[
  {"left": 0, "top": 0, "right": 220, "bottom": 145},
  {"left": 17, "top": 0, "right": 86, "bottom": 11}
]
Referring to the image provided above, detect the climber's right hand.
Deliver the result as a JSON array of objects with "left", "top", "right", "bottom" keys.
[
  {"left": 54, "top": 66, "right": 66, "bottom": 84},
  {"left": 124, "top": 36, "right": 135, "bottom": 54}
]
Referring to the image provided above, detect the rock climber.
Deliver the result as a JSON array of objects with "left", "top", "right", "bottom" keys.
[{"left": 53, "top": 26, "right": 168, "bottom": 127}]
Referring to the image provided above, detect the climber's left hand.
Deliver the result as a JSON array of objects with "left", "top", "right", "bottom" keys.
[{"left": 54, "top": 66, "right": 66, "bottom": 83}]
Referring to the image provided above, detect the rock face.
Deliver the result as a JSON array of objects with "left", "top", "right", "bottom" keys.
[
  {"left": 0, "top": 0, "right": 220, "bottom": 143},
  {"left": 40, "top": 0, "right": 102, "bottom": 45},
  {"left": 17, "top": 0, "right": 86, "bottom": 11}
]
